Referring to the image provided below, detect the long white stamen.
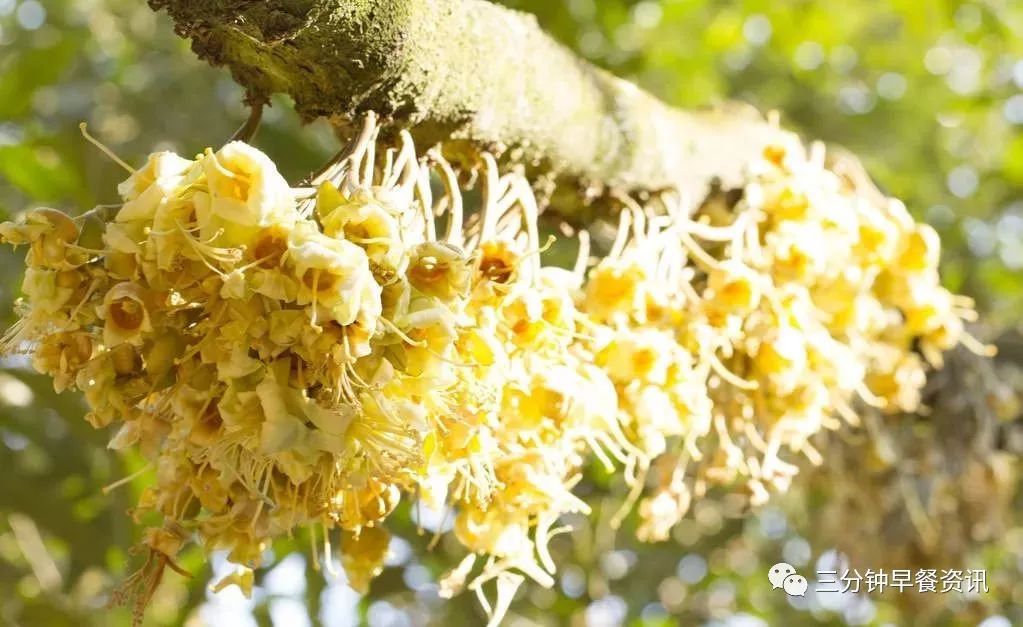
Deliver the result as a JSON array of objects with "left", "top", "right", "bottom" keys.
[
  {"left": 102, "top": 464, "right": 152, "bottom": 494},
  {"left": 479, "top": 153, "right": 504, "bottom": 244},
  {"left": 79, "top": 123, "right": 135, "bottom": 174},
  {"left": 573, "top": 230, "right": 590, "bottom": 279},
  {"left": 431, "top": 151, "right": 464, "bottom": 248},
  {"left": 608, "top": 210, "right": 631, "bottom": 261}
]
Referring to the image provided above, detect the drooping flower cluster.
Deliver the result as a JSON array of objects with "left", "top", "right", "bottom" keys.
[
  {"left": 588, "top": 140, "right": 987, "bottom": 541},
  {"left": 0, "top": 117, "right": 982, "bottom": 625},
  {"left": 1, "top": 122, "right": 470, "bottom": 619},
  {"left": 426, "top": 158, "right": 634, "bottom": 616}
]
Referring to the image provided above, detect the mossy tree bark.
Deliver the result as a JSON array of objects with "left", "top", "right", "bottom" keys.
[{"left": 148, "top": 0, "right": 794, "bottom": 219}]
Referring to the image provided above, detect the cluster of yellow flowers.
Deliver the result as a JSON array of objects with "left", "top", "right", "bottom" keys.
[
  {"left": 1, "top": 121, "right": 471, "bottom": 619},
  {"left": 426, "top": 156, "right": 634, "bottom": 618},
  {"left": 583, "top": 141, "right": 986, "bottom": 544},
  {"left": 0, "top": 118, "right": 979, "bottom": 625}
]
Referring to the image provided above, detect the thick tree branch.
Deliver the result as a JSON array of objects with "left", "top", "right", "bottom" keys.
[{"left": 148, "top": 0, "right": 794, "bottom": 217}]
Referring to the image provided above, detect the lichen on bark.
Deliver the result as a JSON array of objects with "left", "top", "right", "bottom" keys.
[{"left": 148, "top": 0, "right": 795, "bottom": 219}]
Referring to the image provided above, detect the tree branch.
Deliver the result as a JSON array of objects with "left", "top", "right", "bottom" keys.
[{"left": 148, "top": 0, "right": 794, "bottom": 217}]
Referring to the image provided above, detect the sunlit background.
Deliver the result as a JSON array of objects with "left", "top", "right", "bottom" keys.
[{"left": 1, "top": 1, "right": 1021, "bottom": 625}]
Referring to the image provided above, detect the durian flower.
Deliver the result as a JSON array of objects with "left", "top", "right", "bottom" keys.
[
  {"left": 100, "top": 282, "right": 152, "bottom": 346},
  {"left": 637, "top": 461, "right": 690, "bottom": 542},
  {"left": 898, "top": 223, "right": 942, "bottom": 272},
  {"left": 599, "top": 329, "right": 673, "bottom": 386},
  {"left": 202, "top": 142, "right": 297, "bottom": 243},
  {"left": 407, "top": 241, "right": 471, "bottom": 301},
  {"left": 287, "top": 222, "right": 382, "bottom": 328},
  {"left": 22, "top": 267, "right": 78, "bottom": 314},
  {"left": 117, "top": 151, "right": 195, "bottom": 223},
  {"left": 704, "top": 259, "right": 762, "bottom": 315},
  {"left": 584, "top": 261, "right": 649, "bottom": 324},
  {"left": 340, "top": 527, "right": 391, "bottom": 594},
  {"left": 32, "top": 331, "right": 93, "bottom": 391},
  {"left": 318, "top": 183, "right": 406, "bottom": 275},
  {"left": 0, "top": 120, "right": 982, "bottom": 627},
  {"left": 752, "top": 325, "right": 809, "bottom": 394},
  {"left": 0, "top": 208, "right": 83, "bottom": 268},
  {"left": 855, "top": 206, "right": 901, "bottom": 265}
]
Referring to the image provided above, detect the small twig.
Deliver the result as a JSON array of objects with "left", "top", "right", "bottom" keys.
[{"left": 229, "top": 99, "right": 265, "bottom": 144}]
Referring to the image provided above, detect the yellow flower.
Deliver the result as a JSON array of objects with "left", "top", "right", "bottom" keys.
[
  {"left": 22, "top": 267, "right": 77, "bottom": 314},
  {"left": 342, "top": 390, "right": 424, "bottom": 480},
  {"left": 600, "top": 330, "right": 673, "bottom": 385},
  {"left": 407, "top": 241, "right": 470, "bottom": 301},
  {"left": 211, "top": 565, "right": 255, "bottom": 598},
  {"left": 340, "top": 526, "right": 390, "bottom": 594},
  {"left": 329, "top": 480, "right": 401, "bottom": 530},
  {"left": 629, "top": 385, "right": 682, "bottom": 456},
  {"left": 185, "top": 403, "right": 225, "bottom": 448},
  {"left": 455, "top": 506, "right": 522, "bottom": 557},
  {"left": 117, "top": 151, "right": 195, "bottom": 223},
  {"left": 765, "top": 222, "right": 828, "bottom": 282},
  {"left": 500, "top": 290, "right": 549, "bottom": 348},
  {"left": 897, "top": 224, "right": 941, "bottom": 273},
  {"left": 144, "top": 526, "right": 187, "bottom": 558},
  {"left": 31, "top": 331, "right": 93, "bottom": 391},
  {"left": 585, "top": 262, "right": 648, "bottom": 324},
  {"left": 0, "top": 208, "right": 82, "bottom": 268},
  {"left": 318, "top": 183, "right": 405, "bottom": 273},
  {"left": 394, "top": 298, "right": 460, "bottom": 384},
  {"left": 753, "top": 325, "right": 808, "bottom": 394},
  {"left": 248, "top": 224, "right": 292, "bottom": 269},
  {"left": 148, "top": 193, "right": 215, "bottom": 270},
  {"left": 202, "top": 142, "right": 297, "bottom": 238},
  {"left": 764, "top": 186, "right": 810, "bottom": 222},
  {"left": 287, "top": 222, "right": 382, "bottom": 327},
  {"left": 0, "top": 114, "right": 981, "bottom": 624},
  {"left": 903, "top": 283, "right": 954, "bottom": 335},
  {"left": 855, "top": 207, "right": 901, "bottom": 265},
  {"left": 255, "top": 361, "right": 352, "bottom": 451},
  {"left": 189, "top": 465, "right": 230, "bottom": 513},
  {"left": 866, "top": 350, "right": 927, "bottom": 412},
  {"left": 102, "top": 221, "right": 144, "bottom": 257},
  {"left": 637, "top": 482, "right": 690, "bottom": 542},
  {"left": 705, "top": 259, "right": 762, "bottom": 315},
  {"left": 477, "top": 241, "right": 520, "bottom": 285},
  {"left": 920, "top": 313, "right": 964, "bottom": 367}
]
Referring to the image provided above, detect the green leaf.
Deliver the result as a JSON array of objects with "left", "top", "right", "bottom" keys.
[
  {"left": 0, "top": 144, "right": 82, "bottom": 203},
  {"left": 0, "top": 36, "right": 82, "bottom": 119}
]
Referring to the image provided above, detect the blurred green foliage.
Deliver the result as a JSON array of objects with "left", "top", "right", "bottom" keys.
[{"left": 0, "top": 1, "right": 1020, "bottom": 626}]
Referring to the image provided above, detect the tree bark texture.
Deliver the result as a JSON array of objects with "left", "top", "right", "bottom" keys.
[{"left": 148, "top": 0, "right": 796, "bottom": 218}]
